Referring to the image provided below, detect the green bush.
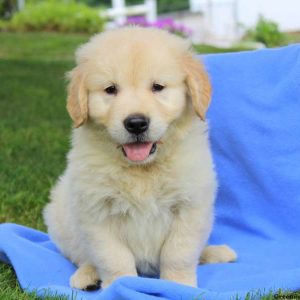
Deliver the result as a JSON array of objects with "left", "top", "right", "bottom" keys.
[
  {"left": 2, "top": 0, "right": 105, "bottom": 33},
  {"left": 0, "top": 0, "right": 16, "bottom": 19},
  {"left": 246, "top": 16, "right": 286, "bottom": 47}
]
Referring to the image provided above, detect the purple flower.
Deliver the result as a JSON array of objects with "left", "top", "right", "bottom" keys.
[{"left": 124, "top": 16, "right": 192, "bottom": 38}]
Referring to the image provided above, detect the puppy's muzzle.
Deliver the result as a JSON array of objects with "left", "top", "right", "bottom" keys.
[
  {"left": 123, "top": 114, "right": 149, "bottom": 135},
  {"left": 121, "top": 114, "right": 158, "bottom": 162}
]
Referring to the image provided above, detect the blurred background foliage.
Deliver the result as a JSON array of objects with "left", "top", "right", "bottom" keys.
[
  {"left": 0, "top": 0, "right": 292, "bottom": 48},
  {"left": 0, "top": 0, "right": 190, "bottom": 17},
  {"left": 0, "top": 0, "right": 16, "bottom": 19},
  {"left": 0, "top": 0, "right": 106, "bottom": 33},
  {"left": 0, "top": 0, "right": 191, "bottom": 35},
  {"left": 244, "top": 15, "right": 287, "bottom": 47}
]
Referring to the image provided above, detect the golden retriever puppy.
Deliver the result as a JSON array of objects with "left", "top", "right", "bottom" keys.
[{"left": 44, "top": 27, "right": 236, "bottom": 291}]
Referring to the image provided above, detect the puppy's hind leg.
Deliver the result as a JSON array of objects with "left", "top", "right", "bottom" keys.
[
  {"left": 70, "top": 264, "right": 101, "bottom": 291},
  {"left": 199, "top": 245, "right": 237, "bottom": 264}
]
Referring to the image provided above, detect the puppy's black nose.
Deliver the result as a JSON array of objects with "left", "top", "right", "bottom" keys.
[{"left": 124, "top": 114, "right": 149, "bottom": 134}]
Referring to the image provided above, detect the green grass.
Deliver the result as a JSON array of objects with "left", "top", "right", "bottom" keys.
[
  {"left": 0, "top": 32, "right": 88, "bottom": 300},
  {"left": 193, "top": 44, "right": 253, "bottom": 54},
  {"left": 0, "top": 32, "right": 89, "bottom": 61},
  {"left": 0, "top": 31, "right": 293, "bottom": 299}
]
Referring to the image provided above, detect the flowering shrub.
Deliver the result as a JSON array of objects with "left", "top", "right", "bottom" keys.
[
  {"left": 125, "top": 16, "right": 192, "bottom": 38},
  {"left": 1, "top": 0, "right": 105, "bottom": 33}
]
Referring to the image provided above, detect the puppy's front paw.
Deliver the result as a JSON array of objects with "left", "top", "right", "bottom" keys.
[
  {"left": 70, "top": 264, "right": 101, "bottom": 291},
  {"left": 200, "top": 244, "right": 237, "bottom": 264}
]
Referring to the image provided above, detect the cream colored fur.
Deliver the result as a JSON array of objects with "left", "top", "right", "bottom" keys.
[{"left": 44, "top": 27, "right": 236, "bottom": 290}]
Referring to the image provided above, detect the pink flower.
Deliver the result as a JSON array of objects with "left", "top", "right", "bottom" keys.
[{"left": 124, "top": 16, "right": 192, "bottom": 38}]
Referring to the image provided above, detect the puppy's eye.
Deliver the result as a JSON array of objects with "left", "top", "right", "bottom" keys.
[
  {"left": 104, "top": 85, "right": 118, "bottom": 95},
  {"left": 152, "top": 83, "right": 165, "bottom": 92}
]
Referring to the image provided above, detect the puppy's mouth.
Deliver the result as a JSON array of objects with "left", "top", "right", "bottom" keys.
[{"left": 121, "top": 142, "right": 157, "bottom": 162}]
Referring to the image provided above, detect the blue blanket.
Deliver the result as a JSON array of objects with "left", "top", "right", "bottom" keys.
[{"left": 1, "top": 44, "right": 300, "bottom": 300}]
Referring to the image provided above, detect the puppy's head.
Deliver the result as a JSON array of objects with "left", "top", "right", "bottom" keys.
[{"left": 67, "top": 27, "right": 211, "bottom": 165}]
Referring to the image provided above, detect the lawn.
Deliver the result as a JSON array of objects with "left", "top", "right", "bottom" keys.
[
  {"left": 0, "top": 32, "right": 293, "bottom": 300},
  {"left": 0, "top": 32, "right": 90, "bottom": 300}
]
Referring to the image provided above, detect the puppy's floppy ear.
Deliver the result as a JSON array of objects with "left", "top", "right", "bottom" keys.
[
  {"left": 183, "top": 54, "right": 211, "bottom": 120},
  {"left": 66, "top": 67, "right": 88, "bottom": 128}
]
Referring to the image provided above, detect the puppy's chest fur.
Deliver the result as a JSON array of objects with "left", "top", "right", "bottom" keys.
[
  {"left": 112, "top": 167, "right": 183, "bottom": 213},
  {"left": 76, "top": 163, "right": 187, "bottom": 274}
]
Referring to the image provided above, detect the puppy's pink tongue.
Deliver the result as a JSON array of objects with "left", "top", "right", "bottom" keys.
[{"left": 123, "top": 142, "right": 153, "bottom": 162}]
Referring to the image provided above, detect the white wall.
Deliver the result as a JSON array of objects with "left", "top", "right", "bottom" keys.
[{"left": 237, "top": 0, "right": 300, "bottom": 32}]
